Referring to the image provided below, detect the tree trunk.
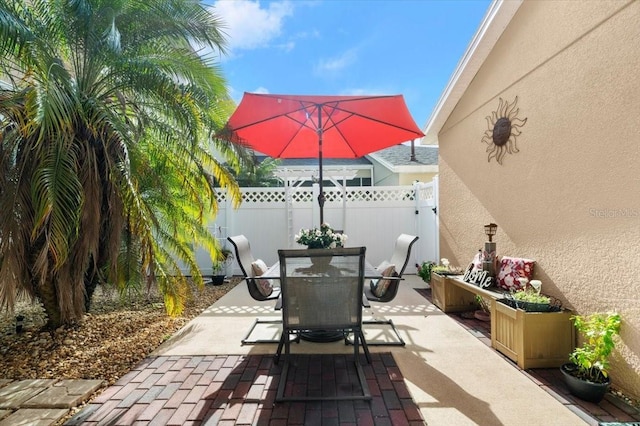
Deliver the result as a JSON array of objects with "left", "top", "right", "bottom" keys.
[
  {"left": 84, "top": 275, "right": 98, "bottom": 313},
  {"left": 35, "top": 279, "right": 63, "bottom": 330}
]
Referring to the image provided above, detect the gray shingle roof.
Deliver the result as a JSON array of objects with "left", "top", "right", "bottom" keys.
[
  {"left": 368, "top": 144, "right": 438, "bottom": 166},
  {"left": 255, "top": 144, "right": 438, "bottom": 168}
]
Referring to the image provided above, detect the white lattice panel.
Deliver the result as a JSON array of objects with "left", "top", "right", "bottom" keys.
[
  {"left": 223, "top": 187, "right": 419, "bottom": 205},
  {"left": 345, "top": 187, "right": 415, "bottom": 203},
  {"left": 289, "top": 189, "right": 314, "bottom": 203},
  {"left": 322, "top": 190, "right": 343, "bottom": 203},
  {"left": 215, "top": 190, "right": 226, "bottom": 203},
  {"left": 241, "top": 190, "right": 287, "bottom": 203},
  {"left": 417, "top": 184, "right": 434, "bottom": 205}
]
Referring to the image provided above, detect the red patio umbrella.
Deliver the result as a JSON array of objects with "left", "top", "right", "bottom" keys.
[{"left": 222, "top": 93, "right": 424, "bottom": 224}]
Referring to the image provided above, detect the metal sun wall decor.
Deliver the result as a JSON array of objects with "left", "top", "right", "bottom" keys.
[{"left": 481, "top": 96, "right": 527, "bottom": 165}]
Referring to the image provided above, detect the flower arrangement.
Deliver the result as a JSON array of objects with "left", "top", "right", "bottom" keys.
[{"left": 295, "top": 223, "right": 347, "bottom": 249}]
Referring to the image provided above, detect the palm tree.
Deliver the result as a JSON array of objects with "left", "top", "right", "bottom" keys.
[
  {"left": 0, "top": 0, "right": 243, "bottom": 328},
  {"left": 226, "top": 155, "right": 283, "bottom": 187}
]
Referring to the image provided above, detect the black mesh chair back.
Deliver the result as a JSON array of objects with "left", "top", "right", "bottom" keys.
[{"left": 274, "top": 247, "right": 371, "bottom": 401}]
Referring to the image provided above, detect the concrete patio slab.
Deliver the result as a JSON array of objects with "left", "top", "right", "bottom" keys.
[
  {"left": 23, "top": 379, "right": 103, "bottom": 408},
  {"left": 0, "top": 379, "right": 57, "bottom": 409},
  {"left": 0, "top": 407, "right": 69, "bottom": 426}
]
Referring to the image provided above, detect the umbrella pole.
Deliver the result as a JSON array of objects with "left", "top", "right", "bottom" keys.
[
  {"left": 318, "top": 128, "right": 325, "bottom": 226},
  {"left": 317, "top": 107, "right": 325, "bottom": 226}
]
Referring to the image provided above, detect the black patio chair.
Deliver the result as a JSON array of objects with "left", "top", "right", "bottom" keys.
[
  {"left": 227, "top": 235, "right": 282, "bottom": 344},
  {"left": 274, "top": 247, "right": 371, "bottom": 402},
  {"left": 361, "top": 234, "right": 419, "bottom": 346}
]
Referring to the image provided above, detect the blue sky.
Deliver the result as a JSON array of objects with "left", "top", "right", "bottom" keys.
[{"left": 210, "top": 0, "right": 492, "bottom": 129}]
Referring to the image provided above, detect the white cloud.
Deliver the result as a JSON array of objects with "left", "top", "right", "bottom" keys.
[
  {"left": 277, "top": 41, "right": 296, "bottom": 52},
  {"left": 212, "top": 1, "right": 294, "bottom": 52},
  {"left": 315, "top": 48, "right": 358, "bottom": 74},
  {"left": 339, "top": 87, "right": 394, "bottom": 98},
  {"left": 227, "top": 85, "right": 269, "bottom": 106}
]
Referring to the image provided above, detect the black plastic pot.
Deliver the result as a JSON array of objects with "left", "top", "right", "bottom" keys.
[
  {"left": 209, "top": 275, "right": 226, "bottom": 286},
  {"left": 560, "top": 363, "right": 609, "bottom": 403},
  {"left": 16, "top": 315, "right": 25, "bottom": 333},
  {"left": 498, "top": 298, "right": 559, "bottom": 313}
]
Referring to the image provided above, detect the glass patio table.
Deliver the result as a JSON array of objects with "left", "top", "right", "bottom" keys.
[{"left": 261, "top": 258, "right": 380, "bottom": 280}]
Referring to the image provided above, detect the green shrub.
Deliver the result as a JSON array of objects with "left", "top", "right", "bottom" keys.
[
  {"left": 512, "top": 288, "right": 551, "bottom": 304},
  {"left": 431, "top": 265, "right": 451, "bottom": 274},
  {"left": 418, "top": 261, "right": 435, "bottom": 283},
  {"left": 569, "top": 312, "right": 621, "bottom": 383}
]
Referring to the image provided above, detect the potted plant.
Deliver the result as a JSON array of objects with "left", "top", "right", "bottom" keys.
[
  {"left": 295, "top": 223, "right": 347, "bottom": 267},
  {"left": 210, "top": 247, "right": 234, "bottom": 285},
  {"left": 499, "top": 287, "right": 557, "bottom": 312},
  {"left": 294, "top": 223, "right": 347, "bottom": 249},
  {"left": 417, "top": 261, "right": 435, "bottom": 283},
  {"left": 430, "top": 258, "right": 464, "bottom": 276},
  {"left": 560, "top": 312, "right": 621, "bottom": 403}
]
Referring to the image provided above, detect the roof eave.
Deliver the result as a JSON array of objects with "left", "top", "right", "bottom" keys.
[
  {"left": 367, "top": 153, "right": 438, "bottom": 173},
  {"left": 421, "top": 0, "right": 523, "bottom": 145},
  {"left": 366, "top": 152, "right": 395, "bottom": 170},
  {"left": 392, "top": 164, "right": 439, "bottom": 174}
]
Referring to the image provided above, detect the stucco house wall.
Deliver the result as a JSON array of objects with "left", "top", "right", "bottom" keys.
[{"left": 438, "top": 0, "right": 640, "bottom": 398}]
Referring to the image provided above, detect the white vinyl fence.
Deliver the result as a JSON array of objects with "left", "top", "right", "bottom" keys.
[{"left": 194, "top": 178, "right": 439, "bottom": 276}]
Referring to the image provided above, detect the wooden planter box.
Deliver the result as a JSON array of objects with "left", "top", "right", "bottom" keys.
[
  {"left": 430, "top": 273, "right": 476, "bottom": 313},
  {"left": 430, "top": 273, "right": 575, "bottom": 369},
  {"left": 491, "top": 301, "right": 575, "bottom": 369}
]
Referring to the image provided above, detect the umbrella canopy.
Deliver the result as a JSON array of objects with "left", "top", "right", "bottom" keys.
[{"left": 223, "top": 92, "right": 424, "bottom": 224}]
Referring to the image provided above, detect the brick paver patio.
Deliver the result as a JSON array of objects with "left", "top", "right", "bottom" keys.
[{"left": 66, "top": 352, "right": 425, "bottom": 425}]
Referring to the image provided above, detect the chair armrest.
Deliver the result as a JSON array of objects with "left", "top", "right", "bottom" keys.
[
  {"left": 275, "top": 295, "right": 282, "bottom": 310},
  {"left": 362, "top": 293, "right": 371, "bottom": 308}
]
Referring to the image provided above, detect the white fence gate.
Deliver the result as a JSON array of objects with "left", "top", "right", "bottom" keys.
[
  {"left": 415, "top": 177, "right": 440, "bottom": 268},
  {"left": 193, "top": 179, "right": 439, "bottom": 276}
]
